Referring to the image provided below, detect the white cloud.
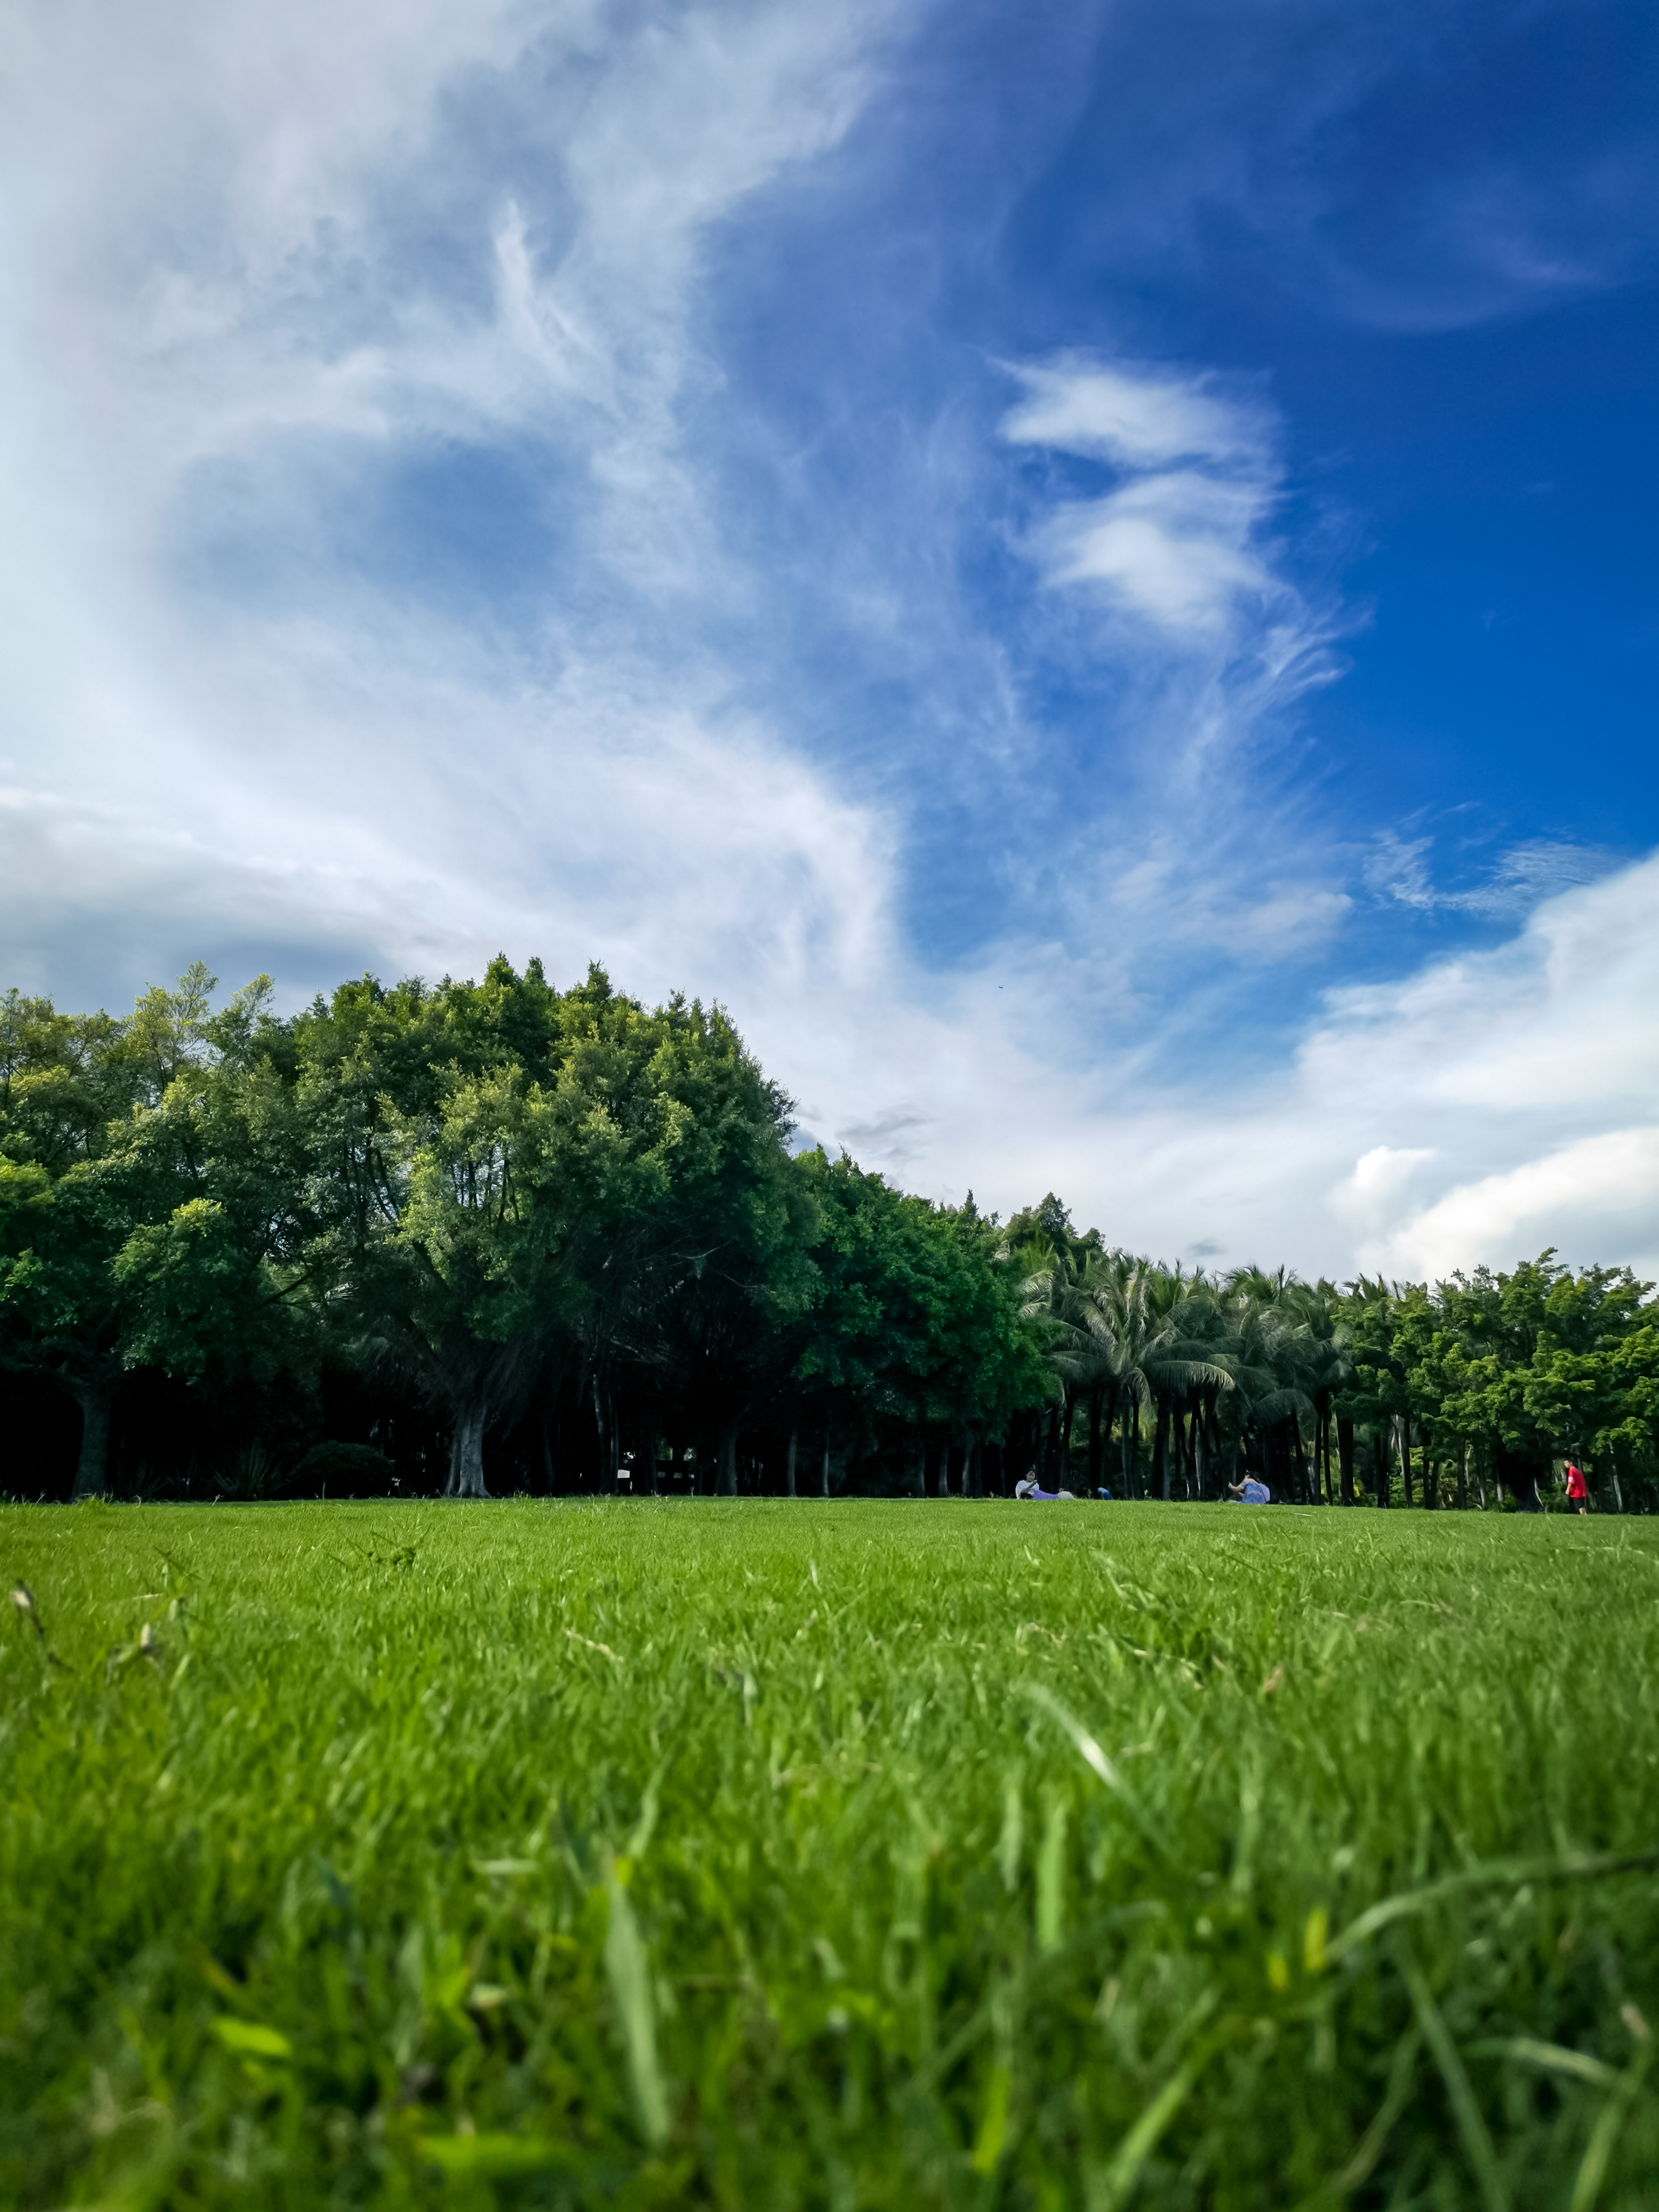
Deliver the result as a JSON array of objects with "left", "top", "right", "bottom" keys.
[
  {"left": 1002, "top": 359, "right": 1272, "bottom": 471},
  {"left": 1033, "top": 469, "right": 1274, "bottom": 636},
  {"left": 758, "top": 848, "right": 1659, "bottom": 1289},
  {"left": 1370, "top": 1130, "right": 1659, "bottom": 1287},
  {"left": 1364, "top": 829, "right": 1614, "bottom": 919},
  {"left": 1002, "top": 354, "right": 1323, "bottom": 658},
  {"left": 1332, "top": 1145, "right": 1436, "bottom": 1231},
  {"left": 0, "top": 0, "right": 901, "bottom": 999}
]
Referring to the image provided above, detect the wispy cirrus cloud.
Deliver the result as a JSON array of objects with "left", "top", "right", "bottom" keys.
[
  {"left": 0, "top": 0, "right": 903, "bottom": 1010},
  {"left": 1364, "top": 831, "right": 1616, "bottom": 919}
]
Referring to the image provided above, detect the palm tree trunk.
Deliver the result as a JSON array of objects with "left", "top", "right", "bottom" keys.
[
  {"left": 1191, "top": 1398, "right": 1204, "bottom": 1499},
  {"left": 1088, "top": 1389, "right": 1102, "bottom": 1493},
  {"left": 1337, "top": 1417, "right": 1355, "bottom": 1506},
  {"left": 1399, "top": 1413, "right": 1413, "bottom": 1507},
  {"left": 785, "top": 1425, "right": 798, "bottom": 1498},
  {"left": 718, "top": 1423, "right": 740, "bottom": 1496},
  {"left": 1154, "top": 1396, "right": 1171, "bottom": 1501},
  {"left": 1374, "top": 1427, "right": 1390, "bottom": 1507},
  {"left": 820, "top": 1422, "right": 832, "bottom": 1498}
]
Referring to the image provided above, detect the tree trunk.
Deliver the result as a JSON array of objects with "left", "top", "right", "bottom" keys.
[
  {"left": 444, "top": 1402, "right": 490, "bottom": 1498},
  {"left": 589, "top": 1376, "right": 606, "bottom": 1494},
  {"left": 1154, "top": 1397, "right": 1171, "bottom": 1501},
  {"left": 1399, "top": 1413, "right": 1414, "bottom": 1507},
  {"left": 1373, "top": 1427, "right": 1389, "bottom": 1507},
  {"left": 1495, "top": 1446, "right": 1542, "bottom": 1511},
  {"left": 820, "top": 1423, "right": 832, "bottom": 1499},
  {"left": 967, "top": 1435, "right": 984, "bottom": 1498},
  {"left": 1192, "top": 1397, "right": 1207, "bottom": 1500},
  {"left": 71, "top": 1373, "right": 115, "bottom": 1500},
  {"left": 785, "top": 1425, "right": 798, "bottom": 1498},
  {"left": 718, "top": 1424, "right": 740, "bottom": 1497},
  {"left": 1337, "top": 1417, "right": 1355, "bottom": 1506}
]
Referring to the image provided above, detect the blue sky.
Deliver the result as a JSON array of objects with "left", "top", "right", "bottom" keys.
[{"left": 3, "top": 0, "right": 1657, "bottom": 1278}]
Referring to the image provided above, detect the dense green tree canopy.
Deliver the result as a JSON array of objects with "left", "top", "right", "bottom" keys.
[{"left": 4, "top": 960, "right": 1658, "bottom": 1509}]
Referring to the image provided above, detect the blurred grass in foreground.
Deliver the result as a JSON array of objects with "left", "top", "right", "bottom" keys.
[{"left": 2, "top": 1499, "right": 1656, "bottom": 2210}]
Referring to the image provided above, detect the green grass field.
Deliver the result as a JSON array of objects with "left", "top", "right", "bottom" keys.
[{"left": 3, "top": 1500, "right": 1656, "bottom": 2211}]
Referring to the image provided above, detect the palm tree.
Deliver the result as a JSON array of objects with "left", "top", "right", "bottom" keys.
[
  {"left": 1221, "top": 1267, "right": 1317, "bottom": 1500},
  {"left": 1042, "top": 1258, "right": 1234, "bottom": 1499},
  {"left": 1289, "top": 1280, "right": 1354, "bottom": 1503},
  {"left": 1019, "top": 1231, "right": 1117, "bottom": 1486}
]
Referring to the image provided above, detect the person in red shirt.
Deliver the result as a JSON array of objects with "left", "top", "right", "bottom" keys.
[{"left": 1565, "top": 1462, "right": 1589, "bottom": 1515}]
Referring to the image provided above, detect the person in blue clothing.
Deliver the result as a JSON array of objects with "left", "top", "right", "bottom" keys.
[{"left": 1228, "top": 1475, "right": 1270, "bottom": 1503}]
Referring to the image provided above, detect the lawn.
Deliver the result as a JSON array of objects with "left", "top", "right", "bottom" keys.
[{"left": 2, "top": 1499, "right": 1656, "bottom": 2210}]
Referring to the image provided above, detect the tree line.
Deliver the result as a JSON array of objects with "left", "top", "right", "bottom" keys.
[{"left": 2, "top": 961, "right": 1656, "bottom": 1510}]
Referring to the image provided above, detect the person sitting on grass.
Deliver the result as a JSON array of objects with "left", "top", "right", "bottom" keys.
[
  {"left": 1015, "top": 1467, "right": 1075, "bottom": 1500},
  {"left": 1228, "top": 1475, "right": 1271, "bottom": 1503}
]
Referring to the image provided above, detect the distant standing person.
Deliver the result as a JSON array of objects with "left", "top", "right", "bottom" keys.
[
  {"left": 1566, "top": 1462, "right": 1589, "bottom": 1515},
  {"left": 1228, "top": 1475, "right": 1270, "bottom": 1504}
]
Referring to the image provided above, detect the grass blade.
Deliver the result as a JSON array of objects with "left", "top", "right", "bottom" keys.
[
  {"left": 1567, "top": 2045, "right": 1654, "bottom": 2212},
  {"left": 604, "top": 1863, "right": 669, "bottom": 2146},
  {"left": 1399, "top": 1941, "right": 1508, "bottom": 2212}
]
